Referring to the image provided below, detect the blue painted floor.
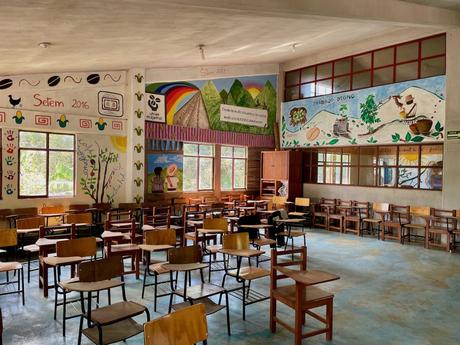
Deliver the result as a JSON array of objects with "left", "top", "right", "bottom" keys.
[{"left": 2, "top": 228, "right": 460, "bottom": 344}]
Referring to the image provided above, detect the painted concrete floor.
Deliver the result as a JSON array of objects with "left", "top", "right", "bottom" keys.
[{"left": 2, "top": 228, "right": 460, "bottom": 345}]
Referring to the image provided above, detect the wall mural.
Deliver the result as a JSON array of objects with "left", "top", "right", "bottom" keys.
[
  {"left": 2, "top": 129, "right": 18, "bottom": 198},
  {"left": 145, "top": 74, "right": 277, "bottom": 135},
  {"left": 281, "top": 76, "right": 445, "bottom": 148},
  {"left": 146, "top": 154, "right": 183, "bottom": 193}
]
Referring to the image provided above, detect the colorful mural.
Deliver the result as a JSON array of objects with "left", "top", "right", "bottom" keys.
[
  {"left": 146, "top": 154, "right": 183, "bottom": 193},
  {"left": 281, "top": 76, "right": 445, "bottom": 147},
  {"left": 145, "top": 75, "right": 277, "bottom": 135}
]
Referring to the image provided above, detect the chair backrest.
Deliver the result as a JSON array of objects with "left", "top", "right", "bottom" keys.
[
  {"left": 203, "top": 218, "right": 227, "bottom": 231},
  {"left": 108, "top": 210, "right": 132, "bottom": 221},
  {"left": 41, "top": 205, "right": 65, "bottom": 214},
  {"left": 222, "top": 232, "right": 250, "bottom": 250},
  {"left": 68, "top": 204, "right": 90, "bottom": 211},
  {"left": 430, "top": 208, "right": 456, "bottom": 230},
  {"left": 66, "top": 212, "right": 92, "bottom": 224},
  {"left": 221, "top": 195, "right": 232, "bottom": 202},
  {"left": 56, "top": 237, "right": 97, "bottom": 257},
  {"left": 295, "top": 197, "right": 310, "bottom": 207},
  {"left": 237, "top": 215, "right": 260, "bottom": 226},
  {"left": 373, "top": 202, "right": 390, "bottom": 213},
  {"left": 14, "top": 208, "right": 38, "bottom": 218},
  {"left": 320, "top": 198, "right": 335, "bottom": 205},
  {"left": 16, "top": 216, "right": 45, "bottom": 229},
  {"left": 205, "top": 196, "right": 218, "bottom": 203},
  {"left": 78, "top": 256, "right": 123, "bottom": 282},
  {"left": 352, "top": 201, "right": 370, "bottom": 216},
  {"left": 0, "top": 229, "right": 17, "bottom": 248},
  {"left": 144, "top": 229, "right": 176, "bottom": 246},
  {"left": 151, "top": 206, "right": 171, "bottom": 227},
  {"left": 410, "top": 206, "right": 431, "bottom": 217},
  {"left": 272, "top": 196, "right": 287, "bottom": 209},
  {"left": 168, "top": 245, "right": 202, "bottom": 264},
  {"left": 390, "top": 204, "right": 410, "bottom": 222},
  {"left": 144, "top": 303, "right": 208, "bottom": 345},
  {"left": 270, "top": 246, "right": 307, "bottom": 288},
  {"left": 188, "top": 198, "right": 203, "bottom": 205}
]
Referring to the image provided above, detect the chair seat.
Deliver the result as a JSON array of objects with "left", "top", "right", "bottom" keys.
[
  {"left": 404, "top": 223, "right": 426, "bottom": 229},
  {"left": 43, "top": 256, "right": 83, "bottom": 266},
  {"left": 90, "top": 301, "right": 147, "bottom": 325},
  {"left": 149, "top": 261, "right": 170, "bottom": 274},
  {"left": 23, "top": 244, "right": 39, "bottom": 253},
  {"left": 206, "top": 244, "right": 222, "bottom": 253},
  {"left": 288, "top": 212, "right": 307, "bottom": 217},
  {"left": 279, "top": 231, "right": 305, "bottom": 238},
  {"left": 253, "top": 238, "right": 277, "bottom": 246},
  {"left": 172, "top": 297, "right": 225, "bottom": 315},
  {"left": 272, "top": 285, "right": 333, "bottom": 308},
  {"left": 173, "top": 283, "right": 225, "bottom": 300},
  {"left": 362, "top": 218, "right": 382, "bottom": 223},
  {"left": 157, "top": 225, "right": 183, "bottom": 230},
  {"left": 427, "top": 227, "right": 449, "bottom": 234},
  {"left": 0, "top": 262, "right": 22, "bottom": 272},
  {"left": 383, "top": 221, "right": 406, "bottom": 228},
  {"left": 228, "top": 266, "right": 270, "bottom": 280},
  {"left": 344, "top": 216, "right": 360, "bottom": 222},
  {"left": 328, "top": 214, "right": 343, "bottom": 220}
]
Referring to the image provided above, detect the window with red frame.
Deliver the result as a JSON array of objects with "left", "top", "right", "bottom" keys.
[{"left": 285, "top": 34, "right": 446, "bottom": 101}]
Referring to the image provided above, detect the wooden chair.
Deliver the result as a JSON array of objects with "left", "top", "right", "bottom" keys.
[
  {"left": 272, "top": 196, "right": 288, "bottom": 210},
  {"left": 75, "top": 256, "right": 150, "bottom": 345},
  {"left": 426, "top": 208, "right": 456, "bottom": 251},
  {"left": 0, "top": 229, "right": 25, "bottom": 305},
  {"left": 41, "top": 205, "right": 66, "bottom": 226},
  {"left": 344, "top": 201, "right": 370, "bottom": 236},
  {"left": 144, "top": 303, "right": 208, "bottom": 345},
  {"left": 202, "top": 218, "right": 229, "bottom": 281},
  {"left": 270, "top": 247, "right": 338, "bottom": 345},
  {"left": 288, "top": 197, "right": 311, "bottom": 220},
  {"left": 17, "top": 216, "right": 45, "bottom": 282},
  {"left": 141, "top": 229, "right": 177, "bottom": 311},
  {"left": 401, "top": 206, "right": 431, "bottom": 246},
  {"left": 312, "top": 198, "right": 335, "bottom": 229},
  {"left": 7, "top": 207, "right": 38, "bottom": 228},
  {"left": 328, "top": 199, "right": 352, "bottom": 232},
  {"left": 189, "top": 197, "right": 203, "bottom": 205},
  {"left": 382, "top": 205, "right": 410, "bottom": 243},
  {"left": 68, "top": 204, "right": 90, "bottom": 212},
  {"left": 361, "top": 202, "right": 390, "bottom": 239},
  {"left": 183, "top": 206, "right": 210, "bottom": 246}
]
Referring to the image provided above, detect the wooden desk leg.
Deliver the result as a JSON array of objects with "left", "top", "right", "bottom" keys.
[
  {"left": 38, "top": 256, "right": 44, "bottom": 289},
  {"left": 135, "top": 250, "right": 140, "bottom": 279},
  {"left": 269, "top": 297, "right": 276, "bottom": 333},
  {"left": 326, "top": 298, "right": 333, "bottom": 341}
]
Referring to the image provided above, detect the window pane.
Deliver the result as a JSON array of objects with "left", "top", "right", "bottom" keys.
[
  {"left": 221, "top": 146, "right": 233, "bottom": 158},
  {"left": 421, "top": 145, "right": 443, "bottom": 166},
  {"left": 399, "top": 145, "right": 419, "bottom": 166},
  {"left": 20, "top": 150, "right": 47, "bottom": 196},
  {"left": 184, "top": 144, "right": 198, "bottom": 156},
  {"left": 378, "top": 167, "right": 396, "bottom": 187},
  {"left": 421, "top": 56, "right": 445, "bottom": 78},
  {"left": 396, "top": 42, "right": 418, "bottom": 63},
  {"left": 334, "top": 58, "right": 351, "bottom": 75},
  {"left": 333, "top": 76, "right": 350, "bottom": 93},
  {"left": 352, "top": 71, "right": 371, "bottom": 89},
  {"left": 378, "top": 146, "right": 397, "bottom": 165},
  {"left": 234, "top": 159, "right": 246, "bottom": 189},
  {"left": 317, "top": 149, "right": 326, "bottom": 164},
  {"left": 234, "top": 147, "right": 246, "bottom": 158},
  {"left": 286, "top": 71, "right": 300, "bottom": 86},
  {"left": 359, "top": 167, "right": 376, "bottom": 186},
  {"left": 316, "top": 79, "right": 332, "bottom": 96},
  {"left": 325, "top": 166, "right": 341, "bottom": 184},
  {"left": 199, "top": 158, "right": 213, "bottom": 190},
  {"left": 360, "top": 147, "right": 377, "bottom": 165},
  {"left": 300, "top": 83, "right": 315, "bottom": 98},
  {"left": 342, "top": 147, "right": 359, "bottom": 165},
  {"left": 19, "top": 131, "right": 46, "bottom": 148},
  {"left": 374, "top": 47, "right": 394, "bottom": 68},
  {"left": 301, "top": 67, "right": 315, "bottom": 83},
  {"left": 396, "top": 62, "right": 418, "bottom": 82},
  {"left": 199, "top": 144, "right": 213, "bottom": 157},
  {"left": 317, "top": 63, "right": 332, "bottom": 79},
  {"left": 421, "top": 35, "right": 445, "bottom": 58},
  {"left": 343, "top": 166, "right": 359, "bottom": 185},
  {"left": 353, "top": 53, "right": 372, "bottom": 72},
  {"left": 286, "top": 86, "right": 299, "bottom": 101},
  {"left": 221, "top": 158, "right": 232, "bottom": 190},
  {"left": 316, "top": 166, "right": 324, "bottom": 183},
  {"left": 326, "top": 148, "right": 341, "bottom": 165},
  {"left": 420, "top": 167, "right": 442, "bottom": 190},
  {"left": 49, "top": 151, "right": 74, "bottom": 196},
  {"left": 49, "top": 134, "right": 74, "bottom": 150},
  {"left": 373, "top": 67, "right": 394, "bottom": 86},
  {"left": 398, "top": 167, "right": 419, "bottom": 188},
  {"left": 183, "top": 156, "right": 197, "bottom": 191}
]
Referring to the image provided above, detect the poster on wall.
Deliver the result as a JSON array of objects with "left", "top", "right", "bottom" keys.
[
  {"left": 146, "top": 154, "right": 183, "bottom": 193},
  {"left": 145, "top": 74, "right": 277, "bottom": 135},
  {"left": 145, "top": 93, "right": 166, "bottom": 122},
  {"left": 281, "top": 75, "right": 445, "bottom": 148}
]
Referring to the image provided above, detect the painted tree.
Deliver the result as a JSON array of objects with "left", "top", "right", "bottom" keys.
[{"left": 360, "top": 94, "right": 380, "bottom": 132}]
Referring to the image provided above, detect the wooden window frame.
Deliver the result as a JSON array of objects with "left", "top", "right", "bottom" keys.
[
  {"left": 183, "top": 143, "right": 214, "bottom": 192},
  {"left": 220, "top": 145, "right": 248, "bottom": 191},
  {"left": 18, "top": 130, "right": 76, "bottom": 199},
  {"left": 285, "top": 33, "right": 446, "bottom": 101}
]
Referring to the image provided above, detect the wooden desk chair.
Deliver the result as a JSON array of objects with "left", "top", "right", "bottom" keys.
[
  {"left": 272, "top": 196, "right": 288, "bottom": 210},
  {"left": 202, "top": 218, "right": 229, "bottom": 281},
  {"left": 41, "top": 205, "right": 66, "bottom": 226},
  {"left": 270, "top": 247, "right": 335, "bottom": 345},
  {"left": 104, "top": 219, "right": 141, "bottom": 279},
  {"left": 382, "top": 205, "right": 410, "bottom": 243},
  {"left": 76, "top": 256, "right": 150, "bottom": 345},
  {"left": 189, "top": 197, "right": 203, "bottom": 205},
  {"left": 144, "top": 303, "right": 208, "bottom": 345},
  {"left": 17, "top": 216, "right": 45, "bottom": 282},
  {"left": 426, "top": 208, "right": 456, "bottom": 252},
  {"left": 0, "top": 229, "right": 25, "bottom": 305},
  {"left": 220, "top": 232, "right": 269, "bottom": 320},
  {"left": 401, "top": 206, "right": 431, "bottom": 246},
  {"left": 361, "top": 202, "right": 390, "bottom": 239},
  {"left": 142, "top": 229, "right": 177, "bottom": 311},
  {"left": 312, "top": 198, "right": 335, "bottom": 229},
  {"left": 48, "top": 237, "right": 97, "bottom": 336},
  {"left": 344, "top": 201, "right": 370, "bottom": 236},
  {"left": 288, "top": 197, "right": 311, "bottom": 219},
  {"left": 183, "top": 206, "right": 209, "bottom": 246},
  {"left": 107, "top": 210, "right": 132, "bottom": 222},
  {"left": 327, "top": 199, "right": 352, "bottom": 232}
]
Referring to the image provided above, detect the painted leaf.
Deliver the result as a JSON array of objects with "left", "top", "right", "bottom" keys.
[
  {"left": 405, "top": 132, "right": 412, "bottom": 142},
  {"left": 328, "top": 138, "right": 339, "bottom": 145},
  {"left": 411, "top": 136, "right": 424, "bottom": 142}
]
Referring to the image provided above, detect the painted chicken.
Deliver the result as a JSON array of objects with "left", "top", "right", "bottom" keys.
[{"left": 8, "top": 95, "right": 21, "bottom": 108}]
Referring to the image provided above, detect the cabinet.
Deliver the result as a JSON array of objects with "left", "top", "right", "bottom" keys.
[{"left": 260, "top": 150, "right": 302, "bottom": 201}]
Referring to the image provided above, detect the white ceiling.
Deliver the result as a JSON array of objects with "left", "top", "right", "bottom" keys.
[{"left": 0, "top": 0, "right": 455, "bottom": 76}]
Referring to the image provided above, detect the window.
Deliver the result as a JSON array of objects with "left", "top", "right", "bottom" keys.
[
  {"left": 285, "top": 33, "right": 446, "bottom": 101},
  {"left": 19, "top": 131, "right": 75, "bottom": 198},
  {"left": 221, "top": 146, "right": 247, "bottom": 190},
  {"left": 183, "top": 143, "right": 214, "bottom": 191},
  {"left": 303, "top": 144, "right": 442, "bottom": 190}
]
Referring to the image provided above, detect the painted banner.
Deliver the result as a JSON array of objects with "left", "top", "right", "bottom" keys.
[
  {"left": 146, "top": 154, "right": 183, "bottom": 193},
  {"left": 281, "top": 76, "right": 445, "bottom": 148},
  {"left": 220, "top": 104, "right": 267, "bottom": 127},
  {"left": 145, "top": 93, "right": 166, "bottom": 122}
]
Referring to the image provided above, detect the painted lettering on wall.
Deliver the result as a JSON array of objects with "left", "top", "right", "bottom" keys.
[{"left": 33, "top": 93, "right": 64, "bottom": 108}]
